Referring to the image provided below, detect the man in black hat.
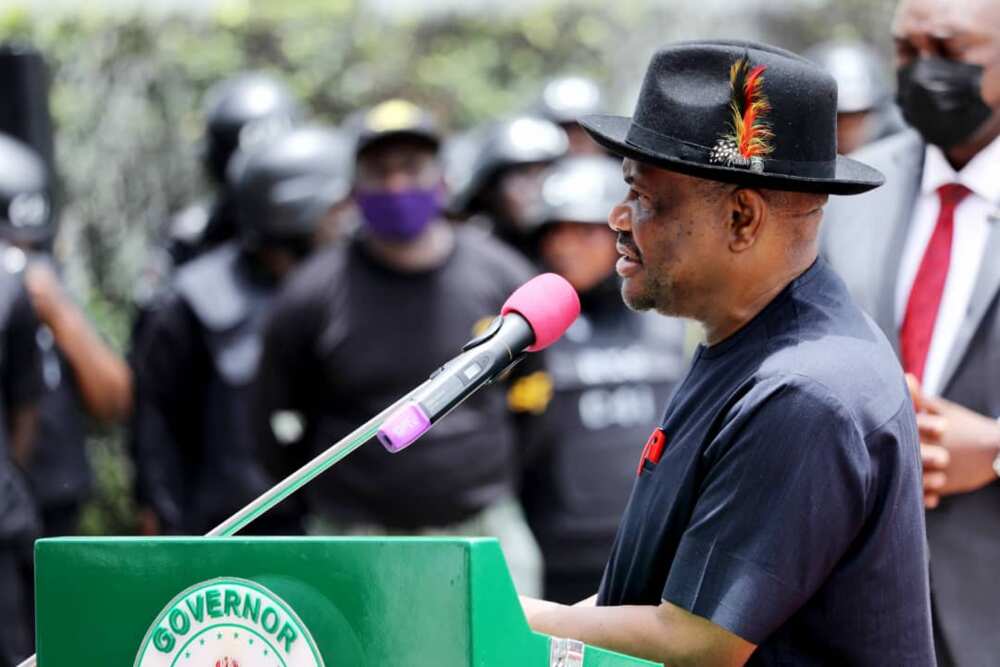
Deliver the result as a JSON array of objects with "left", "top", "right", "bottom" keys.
[
  {"left": 131, "top": 125, "right": 349, "bottom": 535},
  {"left": 522, "top": 40, "right": 934, "bottom": 666}
]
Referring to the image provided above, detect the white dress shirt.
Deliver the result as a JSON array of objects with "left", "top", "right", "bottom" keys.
[{"left": 894, "top": 136, "right": 1000, "bottom": 396}]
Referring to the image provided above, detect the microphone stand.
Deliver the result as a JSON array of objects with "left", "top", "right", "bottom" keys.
[{"left": 208, "top": 382, "right": 428, "bottom": 536}]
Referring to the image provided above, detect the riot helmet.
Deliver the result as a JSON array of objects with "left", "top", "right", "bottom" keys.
[
  {"left": 449, "top": 114, "right": 568, "bottom": 218},
  {"left": 230, "top": 125, "right": 352, "bottom": 250},
  {"left": 202, "top": 72, "right": 302, "bottom": 184},
  {"left": 534, "top": 155, "right": 627, "bottom": 228},
  {"left": 538, "top": 76, "right": 603, "bottom": 126},
  {"left": 804, "top": 40, "right": 891, "bottom": 114},
  {"left": 0, "top": 131, "right": 53, "bottom": 246}
]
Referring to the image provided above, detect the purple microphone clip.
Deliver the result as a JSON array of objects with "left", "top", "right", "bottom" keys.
[{"left": 377, "top": 402, "right": 432, "bottom": 453}]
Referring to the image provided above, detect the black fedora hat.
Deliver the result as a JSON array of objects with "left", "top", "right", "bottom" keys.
[{"left": 581, "top": 40, "right": 884, "bottom": 195}]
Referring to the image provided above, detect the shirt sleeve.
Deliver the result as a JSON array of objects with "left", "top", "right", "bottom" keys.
[{"left": 662, "top": 376, "right": 870, "bottom": 644}]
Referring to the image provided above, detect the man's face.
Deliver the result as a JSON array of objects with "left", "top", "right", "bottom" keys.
[
  {"left": 609, "top": 159, "right": 729, "bottom": 317},
  {"left": 539, "top": 221, "right": 618, "bottom": 293},
  {"left": 495, "top": 162, "right": 549, "bottom": 229},
  {"left": 354, "top": 138, "right": 441, "bottom": 193},
  {"left": 893, "top": 0, "right": 1000, "bottom": 110}
]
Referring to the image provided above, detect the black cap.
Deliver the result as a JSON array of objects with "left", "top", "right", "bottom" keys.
[
  {"left": 348, "top": 99, "right": 441, "bottom": 157},
  {"left": 581, "top": 40, "right": 884, "bottom": 195}
]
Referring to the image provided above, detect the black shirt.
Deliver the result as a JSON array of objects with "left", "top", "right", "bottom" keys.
[
  {"left": 255, "top": 226, "right": 538, "bottom": 528},
  {"left": 0, "top": 266, "right": 45, "bottom": 544},
  {"left": 25, "top": 324, "right": 91, "bottom": 510},
  {"left": 598, "top": 260, "right": 935, "bottom": 665}
]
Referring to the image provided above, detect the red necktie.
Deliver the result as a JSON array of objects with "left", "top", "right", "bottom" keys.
[{"left": 899, "top": 183, "right": 972, "bottom": 382}]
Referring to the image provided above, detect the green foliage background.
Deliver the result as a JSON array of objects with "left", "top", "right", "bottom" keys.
[{"left": 0, "top": 0, "right": 896, "bottom": 534}]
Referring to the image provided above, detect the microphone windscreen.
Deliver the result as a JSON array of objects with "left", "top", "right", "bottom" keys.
[{"left": 501, "top": 273, "right": 581, "bottom": 352}]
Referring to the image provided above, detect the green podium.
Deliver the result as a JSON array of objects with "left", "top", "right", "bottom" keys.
[{"left": 34, "top": 537, "right": 658, "bottom": 666}]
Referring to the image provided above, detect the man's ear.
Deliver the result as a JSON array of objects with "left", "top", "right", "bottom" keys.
[{"left": 727, "top": 188, "right": 766, "bottom": 253}]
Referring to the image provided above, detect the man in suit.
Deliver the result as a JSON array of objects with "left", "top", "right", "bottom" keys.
[{"left": 821, "top": 1, "right": 1000, "bottom": 664}]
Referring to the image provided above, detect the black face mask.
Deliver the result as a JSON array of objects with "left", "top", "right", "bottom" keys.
[{"left": 897, "top": 57, "right": 993, "bottom": 148}]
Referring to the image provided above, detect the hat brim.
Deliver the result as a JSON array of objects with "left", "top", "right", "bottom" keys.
[
  {"left": 580, "top": 114, "right": 884, "bottom": 196},
  {"left": 355, "top": 129, "right": 440, "bottom": 157}
]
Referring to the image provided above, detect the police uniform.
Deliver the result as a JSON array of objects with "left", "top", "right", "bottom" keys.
[
  {"left": 577, "top": 41, "right": 934, "bottom": 663},
  {"left": 132, "top": 126, "right": 349, "bottom": 535},
  {"left": 0, "top": 252, "right": 45, "bottom": 667},
  {"left": 0, "top": 133, "right": 91, "bottom": 540},
  {"left": 24, "top": 293, "right": 90, "bottom": 537},
  {"left": 0, "top": 133, "right": 53, "bottom": 666}
]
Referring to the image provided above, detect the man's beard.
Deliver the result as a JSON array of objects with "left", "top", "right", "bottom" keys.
[{"left": 621, "top": 271, "right": 671, "bottom": 314}]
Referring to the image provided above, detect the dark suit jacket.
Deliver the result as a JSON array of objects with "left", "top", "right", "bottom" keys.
[{"left": 822, "top": 129, "right": 1000, "bottom": 667}]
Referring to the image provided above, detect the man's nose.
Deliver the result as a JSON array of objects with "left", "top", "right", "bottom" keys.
[
  {"left": 383, "top": 169, "right": 413, "bottom": 193},
  {"left": 608, "top": 202, "right": 632, "bottom": 232}
]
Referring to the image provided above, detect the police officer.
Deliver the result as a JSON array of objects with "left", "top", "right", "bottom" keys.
[
  {"left": 254, "top": 100, "right": 546, "bottom": 596},
  {"left": 132, "top": 125, "right": 350, "bottom": 535},
  {"left": 537, "top": 76, "right": 607, "bottom": 156},
  {"left": 172, "top": 72, "right": 303, "bottom": 266},
  {"left": 134, "top": 73, "right": 303, "bottom": 316},
  {"left": 0, "top": 133, "right": 132, "bottom": 541},
  {"left": 449, "top": 114, "right": 568, "bottom": 259},
  {"left": 520, "top": 156, "right": 687, "bottom": 603},
  {"left": 804, "top": 40, "right": 905, "bottom": 154},
  {"left": 0, "top": 133, "right": 46, "bottom": 667}
]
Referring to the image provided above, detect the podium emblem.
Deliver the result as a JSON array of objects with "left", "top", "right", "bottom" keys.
[{"left": 134, "top": 577, "right": 325, "bottom": 667}]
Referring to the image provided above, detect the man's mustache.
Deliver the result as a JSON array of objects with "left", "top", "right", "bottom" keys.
[{"left": 617, "top": 233, "right": 642, "bottom": 262}]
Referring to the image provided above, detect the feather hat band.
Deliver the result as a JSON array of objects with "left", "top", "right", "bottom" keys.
[{"left": 580, "top": 40, "right": 884, "bottom": 195}]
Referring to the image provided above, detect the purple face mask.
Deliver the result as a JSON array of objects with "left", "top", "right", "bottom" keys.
[{"left": 355, "top": 188, "right": 441, "bottom": 241}]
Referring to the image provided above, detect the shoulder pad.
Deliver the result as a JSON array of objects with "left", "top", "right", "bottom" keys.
[{"left": 173, "top": 243, "right": 254, "bottom": 331}]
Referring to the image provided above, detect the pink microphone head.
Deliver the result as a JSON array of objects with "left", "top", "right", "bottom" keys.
[{"left": 500, "top": 273, "right": 581, "bottom": 352}]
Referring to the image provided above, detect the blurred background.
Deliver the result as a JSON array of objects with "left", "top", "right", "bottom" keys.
[{"left": 0, "top": 0, "right": 895, "bottom": 535}]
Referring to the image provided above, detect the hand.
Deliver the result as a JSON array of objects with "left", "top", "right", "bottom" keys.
[
  {"left": 137, "top": 507, "right": 162, "bottom": 536},
  {"left": 519, "top": 595, "right": 565, "bottom": 627},
  {"left": 24, "top": 261, "right": 69, "bottom": 327},
  {"left": 908, "top": 374, "right": 1000, "bottom": 507}
]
